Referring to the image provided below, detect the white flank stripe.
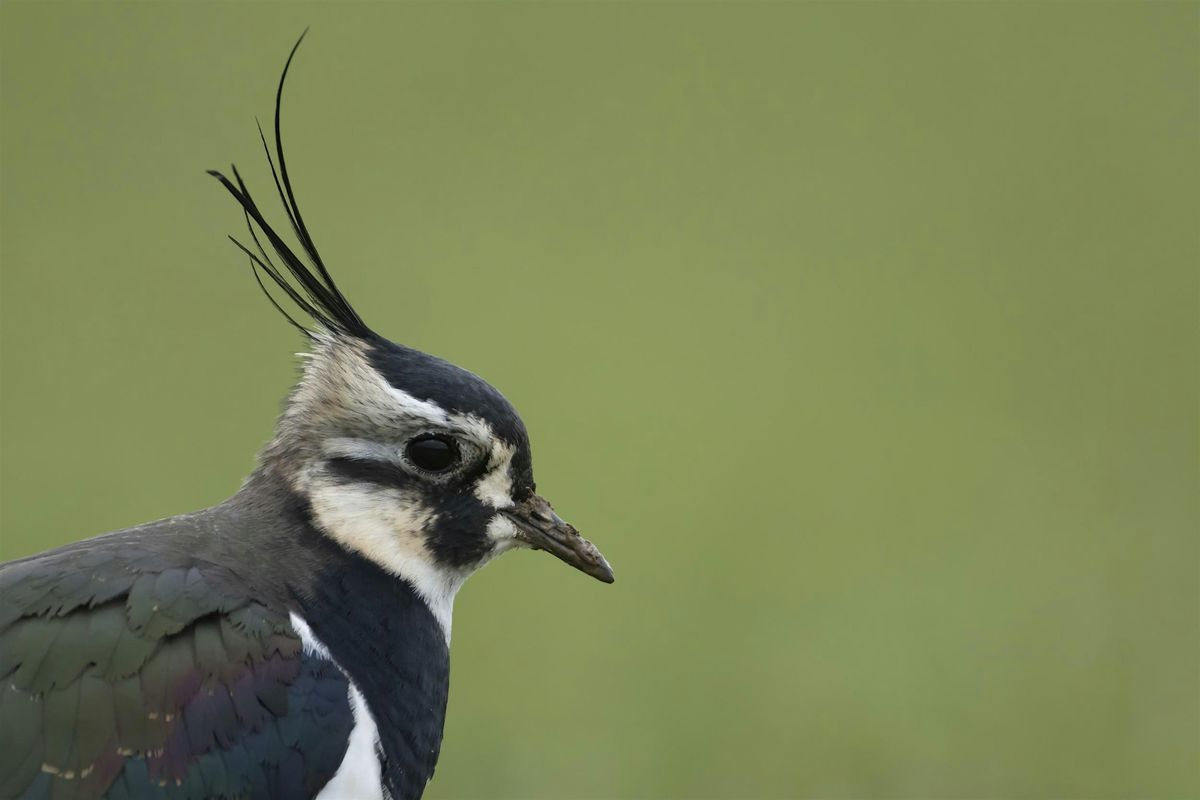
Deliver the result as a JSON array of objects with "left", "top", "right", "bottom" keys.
[{"left": 290, "top": 613, "right": 386, "bottom": 800}]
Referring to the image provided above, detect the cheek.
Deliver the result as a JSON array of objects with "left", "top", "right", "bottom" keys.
[{"left": 423, "top": 492, "right": 496, "bottom": 568}]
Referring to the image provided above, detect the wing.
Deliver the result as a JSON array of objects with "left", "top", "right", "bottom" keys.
[{"left": 0, "top": 537, "right": 354, "bottom": 800}]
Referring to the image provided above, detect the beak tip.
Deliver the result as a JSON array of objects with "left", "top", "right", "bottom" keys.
[
  {"left": 586, "top": 544, "right": 615, "bottom": 583},
  {"left": 504, "top": 495, "right": 615, "bottom": 585},
  {"left": 585, "top": 550, "right": 615, "bottom": 584}
]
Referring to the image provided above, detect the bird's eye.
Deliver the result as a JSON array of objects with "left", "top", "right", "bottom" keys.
[{"left": 405, "top": 435, "right": 460, "bottom": 473}]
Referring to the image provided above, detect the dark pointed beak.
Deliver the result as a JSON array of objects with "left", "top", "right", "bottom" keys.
[{"left": 503, "top": 495, "right": 614, "bottom": 584}]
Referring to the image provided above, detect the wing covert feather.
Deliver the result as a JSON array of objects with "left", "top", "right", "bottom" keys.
[{"left": 0, "top": 543, "right": 354, "bottom": 799}]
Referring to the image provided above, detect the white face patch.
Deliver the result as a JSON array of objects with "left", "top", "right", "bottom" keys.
[
  {"left": 379, "top": 382, "right": 452, "bottom": 428},
  {"left": 474, "top": 441, "right": 516, "bottom": 509},
  {"left": 305, "top": 475, "right": 465, "bottom": 641},
  {"left": 485, "top": 513, "right": 523, "bottom": 553}
]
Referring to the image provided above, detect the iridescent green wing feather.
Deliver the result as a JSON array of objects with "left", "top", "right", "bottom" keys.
[{"left": 0, "top": 541, "right": 353, "bottom": 800}]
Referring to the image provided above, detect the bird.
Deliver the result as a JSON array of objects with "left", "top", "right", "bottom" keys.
[{"left": 0, "top": 35, "right": 612, "bottom": 800}]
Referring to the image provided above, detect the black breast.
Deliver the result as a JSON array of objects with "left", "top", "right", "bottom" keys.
[{"left": 292, "top": 533, "right": 450, "bottom": 800}]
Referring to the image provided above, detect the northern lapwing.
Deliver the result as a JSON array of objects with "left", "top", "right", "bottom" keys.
[{"left": 0, "top": 36, "right": 613, "bottom": 800}]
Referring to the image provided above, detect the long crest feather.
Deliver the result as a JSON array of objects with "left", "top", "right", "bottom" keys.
[{"left": 208, "top": 31, "right": 372, "bottom": 340}]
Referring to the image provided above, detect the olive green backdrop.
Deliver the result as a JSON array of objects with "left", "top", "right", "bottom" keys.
[{"left": 1, "top": 2, "right": 1196, "bottom": 798}]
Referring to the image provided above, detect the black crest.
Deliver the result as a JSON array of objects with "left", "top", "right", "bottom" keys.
[{"left": 209, "top": 32, "right": 372, "bottom": 340}]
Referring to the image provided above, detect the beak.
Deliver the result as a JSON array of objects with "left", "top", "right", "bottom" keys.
[{"left": 503, "top": 494, "right": 614, "bottom": 584}]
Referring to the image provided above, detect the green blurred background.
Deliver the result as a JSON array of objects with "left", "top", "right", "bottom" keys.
[{"left": 1, "top": 3, "right": 1196, "bottom": 798}]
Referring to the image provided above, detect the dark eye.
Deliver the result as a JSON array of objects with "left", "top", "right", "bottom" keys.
[{"left": 405, "top": 435, "right": 460, "bottom": 473}]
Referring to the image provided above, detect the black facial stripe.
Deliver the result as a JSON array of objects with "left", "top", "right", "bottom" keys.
[
  {"left": 325, "top": 456, "right": 407, "bottom": 488},
  {"left": 326, "top": 450, "right": 489, "bottom": 487},
  {"left": 424, "top": 493, "right": 494, "bottom": 567}
]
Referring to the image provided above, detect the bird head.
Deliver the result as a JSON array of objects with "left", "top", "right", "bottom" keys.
[{"left": 208, "top": 36, "right": 611, "bottom": 632}]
